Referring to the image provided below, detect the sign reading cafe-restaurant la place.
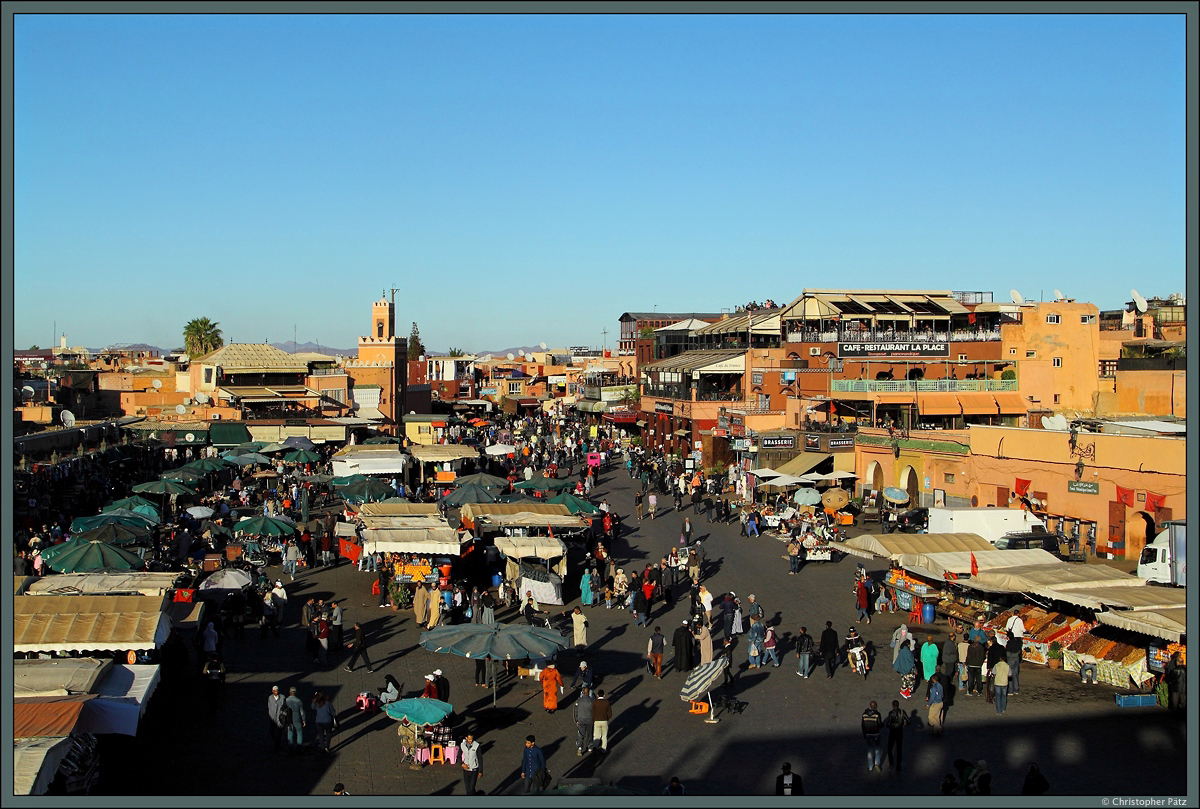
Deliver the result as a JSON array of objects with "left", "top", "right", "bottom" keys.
[{"left": 838, "top": 342, "right": 950, "bottom": 358}]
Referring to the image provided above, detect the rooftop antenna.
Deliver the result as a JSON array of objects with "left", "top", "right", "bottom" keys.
[
  {"left": 1009, "top": 289, "right": 1025, "bottom": 305},
  {"left": 601, "top": 327, "right": 608, "bottom": 351},
  {"left": 1130, "top": 289, "right": 1148, "bottom": 313}
]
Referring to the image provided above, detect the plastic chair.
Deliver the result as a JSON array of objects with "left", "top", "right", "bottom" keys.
[
  {"left": 428, "top": 744, "right": 445, "bottom": 765},
  {"left": 688, "top": 701, "right": 709, "bottom": 714}
]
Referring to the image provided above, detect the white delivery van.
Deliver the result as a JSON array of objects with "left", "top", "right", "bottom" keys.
[{"left": 925, "top": 507, "right": 1048, "bottom": 547}]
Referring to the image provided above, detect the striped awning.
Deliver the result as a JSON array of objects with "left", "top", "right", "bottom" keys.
[
  {"left": 955, "top": 393, "right": 999, "bottom": 414},
  {"left": 916, "top": 393, "right": 961, "bottom": 416}
]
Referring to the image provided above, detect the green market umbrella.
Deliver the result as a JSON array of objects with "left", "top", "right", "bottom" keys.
[
  {"left": 300, "top": 473, "right": 334, "bottom": 484},
  {"left": 513, "top": 474, "right": 573, "bottom": 493},
  {"left": 97, "top": 507, "right": 159, "bottom": 527},
  {"left": 233, "top": 441, "right": 268, "bottom": 453},
  {"left": 225, "top": 452, "right": 272, "bottom": 466},
  {"left": 440, "top": 483, "right": 498, "bottom": 508},
  {"left": 283, "top": 448, "right": 322, "bottom": 464},
  {"left": 73, "top": 522, "right": 152, "bottom": 546},
  {"left": 282, "top": 436, "right": 315, "bottom": 451},
  {"left": 383, "top": 698, "right": 454, "bottom": 726},
  {"left": 184, "top": 457, "right": 227, "bottom": 474},
  {"left": 70, "top": 513, "right": 156, "bottom": 534},
  {"left": 160, "top": 468, "right": 205, "bottom": 483},
  {"left": 102, "top": 496, "right": 160, "bottom": 515},
  {"left": 453, "top": 472, "right": 509, "bottom": 491},
  {"left": 330, "top": 474, "right": 368, "bottom": 487},
  {"left": 338, "top": 478, "right": 397, "bottom": 504},
  {"left": 546, "top": 492, "right": 602, "bottom": 516},
  {"left": 362, "top": 435, "right": 401, "bottom": 444},
  {"left": 233, "top": 515, "right": 297, "bottom": 537},
  {"left": 419, "top": 623, "right": 568, "bottom": 708},
  {"left": 260, "top": 441, "right": 291, "bottom": 454},
  {"left": 41, "top": 537, "right": 145, "bottom": 573},
  {"left": 133, "top": 479, "right": 197, "bottom": 497}
]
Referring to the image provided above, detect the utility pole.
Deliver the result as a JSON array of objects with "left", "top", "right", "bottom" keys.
[{"left": 601, "top": 327, "right": 608, "bottom": 352}]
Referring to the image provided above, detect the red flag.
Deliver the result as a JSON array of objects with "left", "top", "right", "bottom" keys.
[
  {"left": 1144, "top": 491, "right": 1166, "bottom": 512},
  {"left": 1014, "top": 478, "right": 1032, "bottom": 496},
  {"left": 547, "top": 524, "right": 554, "bottom": 538},
  {"left": 1115, "top": 485, "right": 1135, "bottom": 508},
  {"left": 969, "top": 552, "right": 979, "bottom": 577}
]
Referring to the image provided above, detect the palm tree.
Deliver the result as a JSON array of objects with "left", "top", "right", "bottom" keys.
[{"left": 183, "top": 317, "right": 224, "bottom": 358}]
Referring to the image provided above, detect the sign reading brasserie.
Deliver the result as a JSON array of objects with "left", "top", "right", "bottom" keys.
[
  {"left": 759, "top": 435, "right": 795, "bottom": 450},
  {"left": 1067, "top": 480, "right": 1099, "bottom": 495},
  {"left": 838, "top": 342, "right": 950, "bottom": 358},
  {"left": 827, "top": 437, "right": 855, "bottom": 449}
]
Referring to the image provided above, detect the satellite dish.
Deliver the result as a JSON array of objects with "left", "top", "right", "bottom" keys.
[
  {"left": 539, "top": 342, "right": 547, "bottom": 351},
  {"left": 175, "top": 404, "right": 187, "bottom": 415},
  {"left": 1009, "top": 289, "right": 1025, "bottom": 304},
  {"left": 195, "top": 392, "right": 209, "bottom": 404},
  {"left": 21, "top": 385, "right": 35, "bottom": 399},
  {"left": 1042, "top": 414, "right": 1069, "bottom": 431},
  {"left": 183, "top": 398, "right": 192, "bottom": 406},
  {"left": 1131, "top": 289, "right": 1147, "bottom": 313},
  {"left": 61, "top": 410, "right": 76, "bottom": 428},
  {"left": 506, "top": 353, "right": 515, "bottom": 360},
  {"left": 481, "top": 354, "right": 492, "bottom": 361},
  {"left": 152, "top": 378, "right": 162, "bottom": 389},
  {"left": 518, "top": 350, "right": 526, "bottom": 358},
  {"left": 1053, "top": 289, "right": 1064, "bottom": 302}
]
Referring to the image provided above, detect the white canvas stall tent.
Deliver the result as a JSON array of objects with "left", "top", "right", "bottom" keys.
[
  {"left": 14, "top": 658, "right": 114, "bottom": 698},
  {"left": 329, "top": 445, "right": 410, "bottom": 478},
  {"left": 1094, "top": 607, "right": 1187, "bottom": 643},
  {"left": 23, "top": 572, "right": 181, "bottom": 597},
  {"left": 13, "top": 595, "right": 171, "bottom": 655},
  {"left": 14, "top": 736, "right": 74, "bottom": 795},
  {"left": 899, "top": 548, "right": 1061, "bottom": 579},
  {"left": 356, "top": 506, "right": 465, "bottom": 554},
  {"left": 828, "top": 532, "right": 993, "bottom": 560},
  {"left": 12, "top": 660, "right": 162, "bottom": 736},
  {"left": 458, "top": 503, "right": 590, "bottom": 535}
]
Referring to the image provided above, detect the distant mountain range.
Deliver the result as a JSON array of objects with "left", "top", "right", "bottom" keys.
[{"left": 80, "top": 341, "right": 555, "bottom": 360}]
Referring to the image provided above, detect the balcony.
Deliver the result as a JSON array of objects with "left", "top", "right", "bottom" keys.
[{"left": 829, "top": 379, "right": 1018, "bottom": 393}]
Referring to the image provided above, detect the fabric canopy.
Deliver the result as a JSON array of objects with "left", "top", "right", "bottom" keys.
[
  {"left": 898, "top": 549, "right": 1060, "bottom": 578},
  {"left": 1094, "top": 608, "right": 1187, "bottom": 642},
  {"left": 24, "top": 573, "right": 182, "bottom": 597},
  {"left": 969, "top": 562, "right": 1146, "bottom": 595},
  {"left": 13, "top": 658, "right": 114, "bottom": 698},
  {"left": 407, "top": 444, "right": 480, "bottom": 463},
  {"left": 459, "top": 503, "right": 589, "bottom": 532},
  {"left": 86, "top": 664, "right": 162, "bottom": 735},
  {"left": 361, "top": 527, "right": 464, "bottom": 555},
  {"left": 774, "top": 452, "right": 833, "bottom": 477},
  {"left": 13, "top": 736, "right": 73, "bottom": 795},
  {"left": 13, "top": 595, "right": 170, "bottom": 654},
  {"left": 495, "top": 536, "right": 568, "bottom": 577},
  {"left": 832, "top": 532, "right": 993, "bottom": 560},
  {"left": 358, "top": 502, "right": 441, "bottom": 517},
  {"left": 917, "top": 393, "right": 961, "bottom": 416},
  {"left": 13, "top": 697, "right": 92, "bottom": 738},
  {"left": 1030, "top": 583, "right": 1184, "bottom": 611}
]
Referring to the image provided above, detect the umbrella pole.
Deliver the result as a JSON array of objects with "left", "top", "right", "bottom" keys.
[
  {"left": 704, "top": 689, "right": 719, "bottom": 724},
  {"left": 491, "top": 659, "right": 497, "bottom": 709}
]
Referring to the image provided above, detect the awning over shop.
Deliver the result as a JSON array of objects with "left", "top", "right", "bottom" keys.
[
  {"left": 1094, "top": 608, "right": 1187, "bottom": 643},
  {"left": 916, "top": 393, "right": 961, "bottom": 416},
  {"left": 833, "top": 532, "right": 993, "bottom": 560},
  {"left": 13, "top": 595, "right": 170, "bottom": 654},
  {"left": 673, "top": 429, "right": 690, "bottom": 437},
  {"left": 361, "top": 527, "right": 465, "bottom": 556},
  {"left": 635, "top": 420, "right": 647, "bottom": 427},
  {"left": 640, "top": 349, "right": 746, "bottom": 375},
  {"left": 356, "top": 407, "right": 387, "bottom": 421},
  {"left": 900, "top": 549, "right": 1060, "bottom": 577},
  {"left": 955, "top": 392, "right": 999, "bottom": 414},
  {"left": 992, "top": 392, "right": 1028, "bottom": 414},
  {"left": 358, "top": 503, "right": 441, "bottom": 517},
  {"left": 774, "top": 452, "right": 833, "bottom": 477},
  {"left": 874, "top": 393, "right": 916, "bottom": 405},
  {"left": 969, "top": 562, "right": 1146, "bottom": 595},
  {"left": 1030, "top": 583, "right": 1185, "bottom": 611},
  {"left": 208, "top": 423, "right": 253, "bottom": 447},
  {"left": 330, "top": 450, "right": 409, "bottom": 477}
]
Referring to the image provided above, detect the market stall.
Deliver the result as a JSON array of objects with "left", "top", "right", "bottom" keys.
[
  {"left": 457, "top": 503, "right": 590, "bottom": 537},
  {"left": 12, "top": 699, "right": 100, "bottom": 794},
  {"left": 494, "top": 535, "right": 569, "bottom": 605},
  {"left": 23, "top": 572, "right": 182, "bottom": 598}
]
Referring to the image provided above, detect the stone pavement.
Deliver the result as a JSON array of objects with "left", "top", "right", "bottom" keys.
[{"left": 100, "top": 464, "right": 1188, "bottom": 797}]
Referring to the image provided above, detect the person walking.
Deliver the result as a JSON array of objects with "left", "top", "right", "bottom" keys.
[
  {"left": 434, "top": 668, "right": 450, "bottom": 704},
  {"left": 762, "top": 623, "right": 781, "bottom": 667},
  {"left": 267, "top": 685, "right": 286, "bottom": 753},
  {"left": 1004, "top": 617, "right": 1024, "bottom": 695},
  {"left": 942, "top": 632, "right": 960, "bottom": 680},
  {"left": 647, "top": 492, "right": 657, "bottom": 519},
  {"left": 330, "top": 600, "right": 344, "bottom": 653},
  {"left": 854, "top": 578, "right": 871, "bottom": 624},
  {"left": 344, "top": 622, "right": 375, "bottom": 673},
  {"left": 694, "top": 620, "right": 713, "bottom": 666},
  {"left": 893, "top": 639, "right": 918, "bottom": 699},
  {"left": 573, "top": 686, "right": 594, "bottom": 756},
  {"left": 591, "top": 689, "right": 612, "bottom": 752},
  {"left": 862, "top": 700, "right": 884, "bottom": 771},
  {"left": 746, "top": 616, "right": 766, "bottom": 669},
  {"left": 311, "top": 691, "right": 337, "bottom": 754},
  {"left": 631, "top": 587, "right": 648, "bottom": 628},
  {"left": 460, "top": 732, "right": 482, "bottom": 794},
  {"left": 201, "top": 654, "right": 225, "bottom": 710},
  {"left": 965, "top": 636, "right": 986, "bottom": 696},
  {"left": 635, "top": 490, "right": 644, "bottom": 521},
  {"left": 579, "top": 568, "right": 594, "bottom": 608},
  {"left": 926, "top": 671, "right": 945, "bottom": 736},
  {"left": 920, "top": 635, "right": 940, "bottom": 681},
  {"left": 284, "top": 686, "right": 306, "bottom": 756},
  {"left": 885, "top": 699, "right": 909, "bottom": 771},
  {"left": 681, "top": 516, "right": 693, "bottom": 547},
  {"left": 519, "top": 735, "right": 547, "bottom": 793},
  {"left": 890, "top": 623, "right": 912, "bottom": 666},
  {"left": 795, "top": 626, "right": 814, "bottom": 678},
  {"left": 647, "top": 626, "right": 666, "bottom": 678},
  {"left": 820, "top": 621, "right": 841, "bottom": 679},
  {"left": 569, "top": 606, "right": 589, "bottom": 650},
  {"left": 539, "top": 663, "right": 563, "bottom": 714}
]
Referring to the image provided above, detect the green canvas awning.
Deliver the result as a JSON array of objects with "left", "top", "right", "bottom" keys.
[{"left": 208, "top": 423, "right": 253, "bottom": 447}]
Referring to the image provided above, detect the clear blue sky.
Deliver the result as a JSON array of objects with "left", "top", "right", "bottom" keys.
[{"left": 14, "top": 13, "right": 1186, "bottom": 354}]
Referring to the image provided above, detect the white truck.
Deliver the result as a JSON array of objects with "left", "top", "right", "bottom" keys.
[
  {"left": 1137, "top": 521, "right": 1186, "bottom": 587},
  {"left": 925, "top": 506, "right": 1048, "bottom": 547}
]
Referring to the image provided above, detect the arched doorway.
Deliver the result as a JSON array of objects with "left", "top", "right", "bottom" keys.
[
  {"left": 866, "top": 460, "right": 883, "bottom": 495},
  {"left": 899, "top": 465, "right": 919, "bottom": 507},
  {"left": 1125, "top": 511, "right": 1155, "bottom": 560}
]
